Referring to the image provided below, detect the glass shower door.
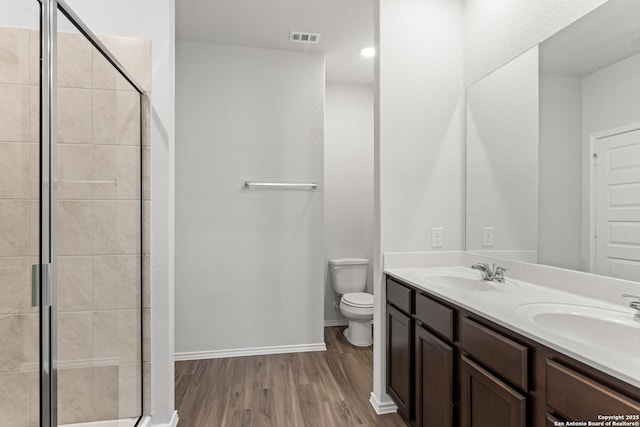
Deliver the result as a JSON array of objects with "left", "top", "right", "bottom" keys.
[
  {"left": 0, "top": 1, "right": 41, "bottom": 426},
  {"left": 54, "top": 5, "right": 143, "bottom": 426},
  {"left": 1, "top": 1, "right": 146, "bottom": 425}
]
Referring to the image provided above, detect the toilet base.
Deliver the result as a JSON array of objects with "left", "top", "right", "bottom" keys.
[{"left": 343, "top": 321, "right": 372, "bottom": 347}]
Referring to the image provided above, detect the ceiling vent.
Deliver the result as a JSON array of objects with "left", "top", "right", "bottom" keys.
[{"left": 289, "top": 31, "right": 321, "bottom": 44}]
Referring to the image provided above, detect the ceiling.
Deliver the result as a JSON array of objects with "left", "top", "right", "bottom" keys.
[
  {"left": 540, "top": 0, "right": 640, "bottom": 77},
  {"left": 176, "top": 0, "right": 374, "bottom": 85}
]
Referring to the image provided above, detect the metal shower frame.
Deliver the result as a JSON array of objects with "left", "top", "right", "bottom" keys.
[{"left": 38, "top": 1, "right": 148, "bottom": 425}]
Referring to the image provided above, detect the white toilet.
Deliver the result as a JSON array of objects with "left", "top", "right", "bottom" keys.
[{"left": 329, "top": 258, "right": 374, "bottom": 347}]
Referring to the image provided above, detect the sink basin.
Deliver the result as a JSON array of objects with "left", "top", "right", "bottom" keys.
[
  {"left": 517, "top": 303, "right": 640, "bottom": 352},
  {"left": 406, "top": 270, "right": 513, "bottom": 292}
]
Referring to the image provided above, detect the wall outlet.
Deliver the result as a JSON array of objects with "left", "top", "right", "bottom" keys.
[
  {"left": 482, "top": 227, "right": 494, "bottom": 247},
  {"left": 431, "top": 227, "right": 444, "bottom": 248}
]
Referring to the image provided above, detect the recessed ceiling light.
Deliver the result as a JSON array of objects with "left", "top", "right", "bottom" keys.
[{"left": 360, "top": 47, "right": 375, "bottom": 57}]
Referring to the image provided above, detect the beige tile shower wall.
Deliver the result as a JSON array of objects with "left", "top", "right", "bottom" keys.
[
  {"left": 0, "top": 25, "right": 41, "bottom": 427},
  {"left": 0, "top": 26, "right": 150, "bottom": 427}
]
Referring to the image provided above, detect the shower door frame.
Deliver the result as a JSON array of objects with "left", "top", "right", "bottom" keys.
[{"left": 38, "top": 0, "right": 148, "bottom": 425}]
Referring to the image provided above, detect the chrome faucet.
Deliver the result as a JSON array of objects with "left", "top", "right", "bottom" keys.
[
  {"left": 493, "top": 265, "right": 509, "bottom": 283},
  {"left": 471, "top": 263, "right": 509, "bottom": 283},
  {"left": 622, "top": 294, "right": 640, "bottom": 322},
  {"left": 471, "top": 263, "right": 492, "bottom": 280}
]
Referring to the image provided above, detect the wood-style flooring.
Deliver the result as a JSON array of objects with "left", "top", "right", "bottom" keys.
[{"left": 175, "top": 327, "right": 407, "bottom": 427}]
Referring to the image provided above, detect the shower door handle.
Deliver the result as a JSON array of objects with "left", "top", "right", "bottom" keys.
[
  {"left": 31, "top": 264, "right": 51, "bottom": 307},
  {"left": 31, "top": 264, "right": 38, "bottom": 307}
]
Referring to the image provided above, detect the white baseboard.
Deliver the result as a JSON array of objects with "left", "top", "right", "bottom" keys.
[
  {"left": 168, "top": 411, "right": 179, "bottom": 427},
  {"left": 175, "top": 343, "right": 326, "bottom": 361},
  {"left": 369, "top": 392, "right": 398, "bottom": 415},
  {"left": 143, "top": 411, "right": 178, "bottom": 427},
  {"left": 324, "top": 319, "right": 348, "bottom": 327}
]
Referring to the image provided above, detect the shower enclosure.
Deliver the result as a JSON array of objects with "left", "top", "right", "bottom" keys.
[{"left": 0, "top": 0, "right": 148, "bottom": 426}]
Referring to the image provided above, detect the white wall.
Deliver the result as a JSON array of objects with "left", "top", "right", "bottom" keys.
[
  {"left": 582, "top": 53, "right": 640, "bottom": 135},
  {"left": 0, "top": 1, "right": 38, "bottom": 28},
  {"left": 466, "top": 47, "right": 539, "bottom": 254},
  {"left": 538, "top": 74, "right": 584, "bottom": 271},
  {"left": 464, "top": 0, "right": 607, "bottom": 86},
  {"left": 175, "top": 42, "right": 324, "bottom": 354},
  {"left": 373, "top": 0, "right": 464, "bottom": 409},
  {"left": 324, "top": 83, "right": 374, "bottom": 324},
  {"left": 4, "top": 0, "right": 177, "bottom": 424},
  {"left": 378, "top": 0, "right": 465, "bottom": 255}
]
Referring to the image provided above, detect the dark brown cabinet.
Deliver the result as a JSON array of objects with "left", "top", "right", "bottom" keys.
[
  {"left": 460, "top": 355, "right": 526, "bottom": 427},
  {"left": 415, "top": 325, "right": 454, "bottom": 427},
  {"left": 387, "top": 303, "right": 412, "bottom": 422},
  {"left": 385, "top": 274, "right": 640, "bottom": 427},
  {"left": 546, "top": 413, "right": 563, "bottom": 427}
]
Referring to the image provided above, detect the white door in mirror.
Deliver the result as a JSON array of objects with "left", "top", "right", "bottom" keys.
[{"left": 595, "top": 127, "right": 640, "bottom": 281}]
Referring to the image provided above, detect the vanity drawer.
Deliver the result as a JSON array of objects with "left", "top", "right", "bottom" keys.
[
  {"left": 546, "top": 359, "right": 640, "bottom": 421},
  {"left": 386, "top": 278, "right": 412, "bottom": 314},
  {"left": 460, "top": 317, "right": 529, "bottom": 390},
  {"left": 415, "top": 292, "right": 454, "bottom": 341}
]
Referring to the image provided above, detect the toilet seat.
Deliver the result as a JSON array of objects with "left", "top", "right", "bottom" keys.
[{"left": 341, "top": 292, "right": 374, "bottom": 308}]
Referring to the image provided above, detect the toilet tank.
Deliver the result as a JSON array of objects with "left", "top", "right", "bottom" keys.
[{"left": 329, "top": 258, "right": 369, "bottom": 295}]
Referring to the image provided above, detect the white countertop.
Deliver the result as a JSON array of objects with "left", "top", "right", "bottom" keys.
[{"left": 385, "top": 265, "right": 640, "bottom": 389}]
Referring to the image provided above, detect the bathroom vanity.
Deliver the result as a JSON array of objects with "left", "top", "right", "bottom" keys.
[
  {"left": 383, "top": 267, "right": 640, "bottom": 427},
  {"left": 378, "top": 2, "right": 640, "bottom": 425}
]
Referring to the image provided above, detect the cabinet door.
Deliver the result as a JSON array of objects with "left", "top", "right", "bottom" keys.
[
  {"left": 460, "top": 355, "right": 526, "bottom": 427},
  {"left": 387, "top": 304, "right": 412, "bottom": 422},
  {"left": 415, "top": 325, "right": 454, "bottom": 427},
  {"left": 547, "top": 413, "right": 564, "bottom": 427}
]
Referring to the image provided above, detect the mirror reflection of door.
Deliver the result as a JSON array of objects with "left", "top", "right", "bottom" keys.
[
  {"left": 466, "top": 0, "right": 640, "bottom": 280},
  {"left": 593, "top": 127, "right": 640, "bottom": 281}
]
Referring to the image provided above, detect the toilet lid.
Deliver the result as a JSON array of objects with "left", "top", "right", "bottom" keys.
[{"left": 342, "top": 292, "right": 374, "bottom": 308}]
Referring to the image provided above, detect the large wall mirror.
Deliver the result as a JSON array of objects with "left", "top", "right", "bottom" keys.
[{"left": 466, "top": 0, "right": 640, "bottom": 282}]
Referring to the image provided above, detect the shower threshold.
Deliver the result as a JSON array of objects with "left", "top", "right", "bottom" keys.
[{"left": 60, "top": 418, "right": 139, "bottom": 427}]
